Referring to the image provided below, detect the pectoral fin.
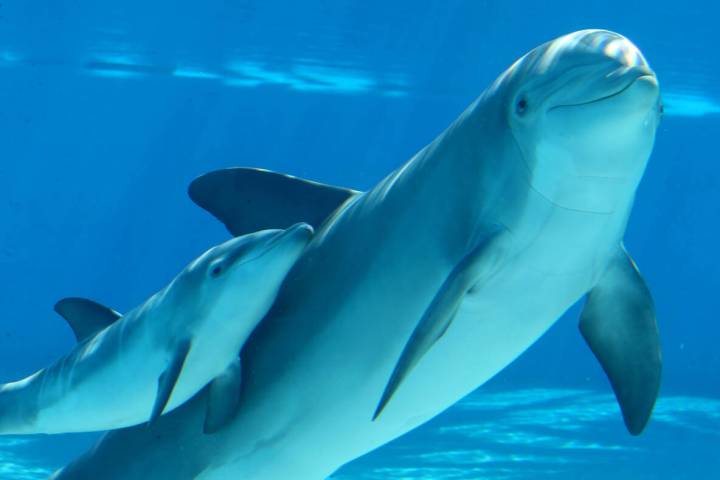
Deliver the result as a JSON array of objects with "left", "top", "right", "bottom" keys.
[
  {"left": 149, "top": 340, "right": 192, "bottom": 426},
  {"left": 189, "top": 167, "right": 360, "bottom": 237},
  {"left": 373, "top": 231, "right": 504, "bottom": 420},
  {"left": 203, "top": 357, "right": 243, "bottom": 434},
  {"left": 580, "top": 246, "right": 661, "bottom": 435},
  {"left": 54, "top": 297, "right": 122, "bottom": 342}
]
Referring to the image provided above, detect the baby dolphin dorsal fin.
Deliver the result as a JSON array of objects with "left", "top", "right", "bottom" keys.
[
  {"left": 373, "top": 230, "right": 505, "bottom": 420},
  {"left": 54, "top": 297, "right": 123, "bottom": 342},
  {"left": 580, "top": 246, "right": 662, "bottom": 436},
  {"left": 203, "top": 356, "right": 243, "bottom": 434},
  {"left": 149, "top": 339, "right": 192, "bottom": 426},
  {"left": 188, "top": 167, "right": 360, "bottom": 237}
]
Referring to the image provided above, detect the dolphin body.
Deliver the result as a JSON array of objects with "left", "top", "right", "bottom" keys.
[
  {"left": 54, "top": 30, "right": 662, "bottom": 479},
  {"left": 0, "top": 224, "right": 313, "bottom": 435}
]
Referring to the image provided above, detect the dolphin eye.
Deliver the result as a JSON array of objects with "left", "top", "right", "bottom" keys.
[
  {"left": 516, "top": 97, "right": 528, "bottom": 115},
  {"left": 210, "top": 264, "right": 224, "bottom": 278}
]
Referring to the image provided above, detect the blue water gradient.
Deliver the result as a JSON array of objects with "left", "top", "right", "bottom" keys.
[{"left": 0, "top": 0, "right": 718, "bottom": 478}]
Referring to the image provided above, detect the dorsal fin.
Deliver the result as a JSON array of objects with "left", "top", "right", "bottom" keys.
[
  {"left": 54, "top": 297, "right": 123, "bottom": 342},
  {"left": 188, "top": 167, "right": 360, "bottom": 237}
]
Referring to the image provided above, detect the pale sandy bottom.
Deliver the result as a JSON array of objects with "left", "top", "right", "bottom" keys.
[{"left": 2, "top": 388, "right": 718, "bottom": 479}]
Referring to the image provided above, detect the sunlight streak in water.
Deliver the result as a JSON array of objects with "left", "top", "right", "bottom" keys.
[
  {"left": 84, "top": 55, "right": 405, "bottom": 95},
  {"left": 0, "top": 50, "right": 22, "bottom": 65},
  {"left": 662, "top": 92, "right": 720, "bottom": 117},
  {"left": 85, "top": 54, "right": 167, "bottom": 78},
  {"left": 0, "top": 438, "right": 51, "bottom": 480},
  {"left": 172, "top": 67, "right": 222, "bottom": 80},
  {"left": 0, "top": 44, "right": 404, "bottom": 96},
  {"left": 225, "top": 60, "right": 384, "bottom": 94}
]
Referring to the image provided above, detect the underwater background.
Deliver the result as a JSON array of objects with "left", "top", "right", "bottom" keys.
[{"left": 0, "top": 0, "right": 717, "bottom": 478}]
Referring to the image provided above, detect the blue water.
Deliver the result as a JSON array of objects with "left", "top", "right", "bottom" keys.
[{"left": 0, "top": 0, "right": 718, "bottom": 478}]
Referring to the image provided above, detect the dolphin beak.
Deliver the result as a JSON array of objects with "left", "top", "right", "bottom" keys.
[
  {"left": 255, "top": 222, "right": 315, "bottom": 261},
  {"left": 268, "top": 223, "right": 315, "bottom": 251},
  {"left": 226, "top": 223, "right": 314, "bottom": 269},
  {"left": 280, "top": 222, "right": 315, "bottom": 241}
]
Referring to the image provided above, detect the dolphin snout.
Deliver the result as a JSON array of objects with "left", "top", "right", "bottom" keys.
[
  {"left": 276, "top": 222, "right": 314, "bottom": 245},
  {"left": 285, "top": 222, "right": 315, "bottom": 237},
  {"left": 550, "top": 60, "right": 658, "bottom": 111},
  {"left": 261, "top": 222, "right": 315, "bottom": 257}
]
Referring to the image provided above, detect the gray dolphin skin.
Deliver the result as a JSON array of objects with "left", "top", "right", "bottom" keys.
[
  {"left": 54, "top": 29, "right": 662, "bottom": 479},
  {"left": 0, "top": 223, "right": 313, "bottom": 435}
]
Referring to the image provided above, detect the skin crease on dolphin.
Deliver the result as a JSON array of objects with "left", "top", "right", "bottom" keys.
[
  {"left": 53, "top": 30, "right": 663, "bottom": 479},
  {"left": 0, "top": 224, "right": 313, "bottom": 435}
]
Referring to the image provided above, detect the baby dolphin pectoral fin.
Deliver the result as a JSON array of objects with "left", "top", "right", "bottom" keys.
[
  {"left": 580, "top": 246, "right": 661, "bottom": 436},
  {"left": 373, "top": 231, "right": 504, "bottom": 421},
  {"left": 150, "top": 339, "right": 192, "bottom": 426},
  {"left": 188, "top": 167, "right": 360, "bottom": 237},
  {"left": 203, "top": 357, "right": 243, "bottom": 435},
  {"left": 54, "top": 297, "right": 123, "bottom": 342}
]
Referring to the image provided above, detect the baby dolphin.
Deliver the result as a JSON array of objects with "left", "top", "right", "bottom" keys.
[{"left": 0, "top": 223, "right": 313, "bottom": 435}]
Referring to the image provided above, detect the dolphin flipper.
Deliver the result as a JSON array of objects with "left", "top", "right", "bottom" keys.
[
  {"left": 150, "top": 340, "right": 192, "bottom": 426},
  {"left": 203, "top": 357, "right": 243, "bottom": 434},
  {"left": 188, "top": 167, "right": 360, "bottom": 237},
  {"left": 580, "top": 246, "right": 661, "bottom": 436},
  {"left": 373, "top": 232, "right": 504, "bottom": 420},
  {"left": 54, "top": 298, "right": 122, "bottom": 342}
]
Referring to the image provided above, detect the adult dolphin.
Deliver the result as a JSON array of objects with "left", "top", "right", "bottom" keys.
[{"left": 54, "top": 29, "right": 662, "bottom": 479}]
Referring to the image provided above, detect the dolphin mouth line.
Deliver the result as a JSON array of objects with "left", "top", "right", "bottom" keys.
[{"left": 548, "top": 74, "right": 655, "bottom": 111}]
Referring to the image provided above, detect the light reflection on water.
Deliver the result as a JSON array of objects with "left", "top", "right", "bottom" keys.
[
  {"left": 2, "top": 43, "right": 720, "bottom": 115},
  {"left": 0, "top": 45, "right": 408, "bottom": 96},
  {"left": 661, "top": 92, "right": 720, "bottom": 117},
  {"left": 1, "top": 389, "right": 718, "bottom": 479},
  {"left": 333, "top": 388, "right": 720, "bottom": 480}
]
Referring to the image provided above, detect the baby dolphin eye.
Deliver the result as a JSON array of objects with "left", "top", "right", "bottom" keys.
[
  {"left": 210, "top": 264, "right": 224, "bottom": 278},
  {"left": 516, "top": 97, "right": 528, "bottom": 115}
]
